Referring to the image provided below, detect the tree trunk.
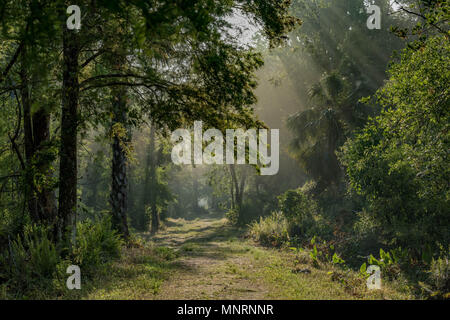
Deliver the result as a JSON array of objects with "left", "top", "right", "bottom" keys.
[
  {"left": 21, "top": 43, "right": 56, "bottom": 227},
  {"left": 229, "top": 165, "right": 247, "bottom": 224},
  {"left": 110, "top": 89, "right": 130, "bottom": 240},
  {"left": 109, "top": 42, "right": 131, "bottom": 239},
  {"left": 33, "top": 97, "right": 56, "bottom": 226},
  {"left": 229, "top": 166, "right": 235, "bottom": 211},
  {"left": 192, "top": 171, "right": 199, "bottom": 212},
  {"left": 139, "top": 126, "right": 152, "bottom": 231},
  {"left": 229, "top": 165, "right": 241, "bottom": 209},
  {"left": 58, "top": 25, "right": 79, "bottom": 240},
  {"left": 237, "top": 168, "right": 247, "bottom": 224},
  {"left": 149, "top": 123, "right": 159, "bottom": 234},
  {"left": 20, "top": 45, "right": 39, "bottom": 223}
]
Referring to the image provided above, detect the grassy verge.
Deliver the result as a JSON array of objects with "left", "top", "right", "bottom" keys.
[
  {"left": 0, "top": 242, "right": 180, "bottom": 300},
  {"left": 1, "top": 217, "right": 417, "bottom": 300}
]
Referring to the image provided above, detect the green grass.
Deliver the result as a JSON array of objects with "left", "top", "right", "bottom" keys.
[
  {"left": 108, "top": 218, "right": 416, "bottom": 300},
  {"left": 1, "top": 217, "right": 417, "bottom": 300},
  {"left": 84, "top": 245, "right": 179, "bottom": 299},
  {"left": 0, "top": 243, "right": 180, "bottom": 300}
]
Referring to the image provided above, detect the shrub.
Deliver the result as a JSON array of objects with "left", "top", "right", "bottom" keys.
[
  {"left": 0, "top": 224, "right": 59, "bottom": 291},
  {"left": 248, "top": 212, "right": 290, "bottom": 247},
  {"left": 0, "top": 208, "right": 28, "bottom": 250},
  {"left": 339, "top": 35, "right": 450, "bottom": 250},
  {"left": 278, "top": 183, "right": 327, "bottom": 240},
  {"left": 428, "top": 254, "right": 450, "bottom": 295},
  {"left": 0, "top": 216, "right": 123, "bottom": 297},
  {"left": 225, "top": 208, "right": 239, "bottom": 225},
  {"left": 72, "top": 216, "right": 123, "bottom": 274}
]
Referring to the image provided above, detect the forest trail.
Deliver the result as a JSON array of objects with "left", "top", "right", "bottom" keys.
[
  {"left": 152, "top": 217, "right": 269, "bottom": 299},
  {"left": 145, "top": 217, "right": 407, "bottom": 300},
  {"left": 86, "top": 217, "right": 411, "bottom": 300}
]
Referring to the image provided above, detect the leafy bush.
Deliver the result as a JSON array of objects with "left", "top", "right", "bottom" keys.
[
  {"left": 428, "top": 254, "right": 449, "bottom": 295},
  {"left": 225, "top": 208, "right": 239, "bottom": 225},
  {"left": 278, "top": 183, "right": 328, "bottom": 240},
  {"left": 339, "top": 35, "right": 450, "bottom": 251},
  {"left": 248, "top": 212, "right": 290, "bottom": 247},
  {"left": 0, "top": 224, "right": 59, "bottom": 291},
  {"left": 71, "top": 216, "right": 123, "bottom": 274},
  {"left": 365, "top": 248, "right": 406, "bottom": 281},
  {"left": 0, "top": 208, "right": 28, "bottom": 250}
]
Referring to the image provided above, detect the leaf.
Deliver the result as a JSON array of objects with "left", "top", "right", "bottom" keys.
[
  {"left": 380, "top": 248, "right": 386, "bottom": 259},
  {"left": 360, "top": 262, "right": 367, "bottom": 273}
]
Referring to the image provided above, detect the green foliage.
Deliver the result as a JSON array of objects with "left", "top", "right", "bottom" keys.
[
  {"left": 278, "top": 182, "right": 317, "bottom": 220},
  {"left": 332, "top": 253, "right": 345, "bottom": 265},
  {"left": 281, "top": 0, "right": 407, "bottom": 191},
  {"left": 278, "top": 182, "right": 328, "bottom": 240},
  {"left": 365, "top": 247, "right": 409, "bottom": 281},
  {"left": 72, "top": 216, "right": 123, "bottom": 274},
  {"left": 428, "top": 254, "right": 450, "bottom": 295},
  {"left": 340, "top": 35, "right": 450, "bottom": 250},
  {"left": 248, "top": 212, "right": 290, "bottom": 247},
  {"left": 0, "top": 224, "right": 59, "bottom": 292},
  {"left": 309, "top": 244, "right": 320, "bottom": 267},
  {"left": 368, "top": 249, "right": 394, "bottom": 268},
  {"left": 225, "top": 208, "right": 239, "bottom": 226},
  {"left": 250, "top": 183, "right": 334, "bottom": 253},
  {"left": 152, "top": 247, "right": 179, "bottom": 261},
  {"left": 359, "top": 262, "right": 367, "bottom": 275},
  {"left": 390, "top": 0, "right": 449, "bottom": 42},
  {"left": 287, "top": 73, "right": 349, "bottom": 188},
  {"left": 0, "top": 216, "right": 123, "bottom": 296}
]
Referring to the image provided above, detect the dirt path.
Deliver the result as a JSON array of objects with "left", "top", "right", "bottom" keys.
[
  {"left": 152, "top": 217, "right": 270, "bottom": 299},
  {"left": 85, "top": 217, "right": 412, "bottom": 300}
]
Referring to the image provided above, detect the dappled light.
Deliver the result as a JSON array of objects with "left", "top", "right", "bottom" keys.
[{"left": 0, "top": 0, "right": 448, "bottom": 304}]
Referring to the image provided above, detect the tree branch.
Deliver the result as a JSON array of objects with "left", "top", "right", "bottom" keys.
[
  {"left": 80, "top": 49, "right": 105, "bottom": 69},
  {"left": 8, "top": 133, "right": 25, "bottom": 170},
  {"left": 0, "top": 41, "right": 23, "bottom": 84}
]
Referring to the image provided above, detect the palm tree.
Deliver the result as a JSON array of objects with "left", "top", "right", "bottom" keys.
[{"left": 287, "top": 72, "right": 353, "bottom": 192}]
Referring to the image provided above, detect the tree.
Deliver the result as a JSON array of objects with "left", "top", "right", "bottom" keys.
[
  {"left": 0, "top": 0, "right": 300, "bottom": 242},
  {"left": 58, "top": 3, "right": 80, "bottom": 241},
  {"left": 272, "top": 0, "right": 409, "bottom": 192},
  {"left": 148, "top": 123, "right": 159, "bottom": 233},
  {"left": 339, "top": 34, "right": 449, "bottom": 250},
  {"left": 287, "top": 72, "right": 348, "bottom": 190},
  {"left": 0, "top": 0, "right": 61, "bottom": 232}
]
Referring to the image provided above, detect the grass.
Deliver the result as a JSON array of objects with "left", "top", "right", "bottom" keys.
[
  {"left": 2, "top": 217, "right": 417, "bottom": 299},
  {"left": 84, "top": 245, "right": 179, "bottom": 299},
  {"left": 0, "top": 243, "right": 180, "bottom": 300},
  {"left": 147, "top": 217, "right": 415, "bottom": 300}
]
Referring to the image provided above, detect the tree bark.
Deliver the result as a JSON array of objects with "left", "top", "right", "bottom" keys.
[
  {"left": 229, "top": 165, "right": 247, "bottom": 224},
  {"left": 32, "top": 96, "right": 56, "bottom": 226},
  {"left": 110, "top": 82, "right": 131, "bottom": 239},
  {"left": 149, "top": 123, "right": 159, "bottom": 234},
  {"left": 58, "top": 25, "right": 79, "bottom": 240},
  {"left": 20, "top": 45, "right": 38, "bottom": 223},
  {"left": 21, "top": 44, "right": 56, "bottom": 226}
]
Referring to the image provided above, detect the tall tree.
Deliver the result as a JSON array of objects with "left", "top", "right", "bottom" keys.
[
  {"left": 1, "top": 0, "right": 300, "bottom": 240},
  {"left": 58, "top": 10, "right": 80, "bottom": 240},
  {"left": 277, "top": 0, "right": 409, "bottom": 192},
  {"left": 110, "top": 79, "right": 131, "bottom": 239},
  {"left": 149, "top": 123, "right": 159, "bottom": 234}
]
